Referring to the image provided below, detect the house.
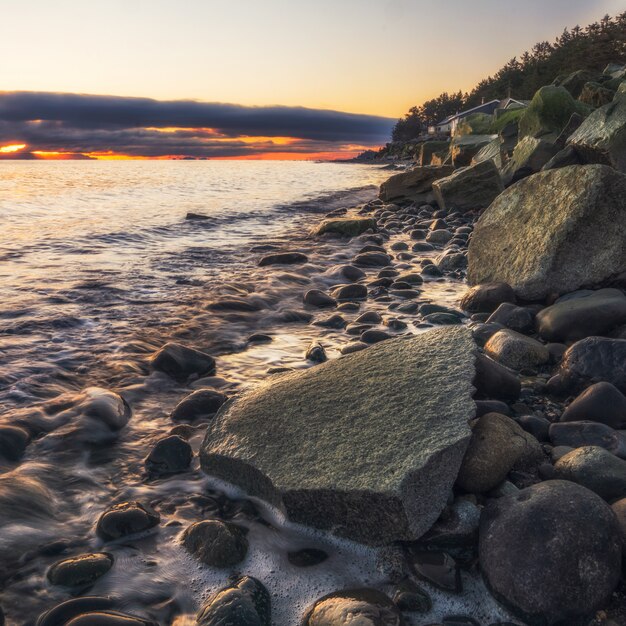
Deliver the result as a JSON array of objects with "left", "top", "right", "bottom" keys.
[{"left": 498, "top": 97, "right": 530, "bottom": 111}]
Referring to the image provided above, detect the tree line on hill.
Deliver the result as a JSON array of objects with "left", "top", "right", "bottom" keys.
[{"left": 391, "top": 12, "right": 626, "bottom": 142}]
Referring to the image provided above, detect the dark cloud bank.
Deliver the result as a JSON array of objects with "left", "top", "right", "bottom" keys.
[{"left": 0, "top": 91, "right": 395, "bottom": 157}]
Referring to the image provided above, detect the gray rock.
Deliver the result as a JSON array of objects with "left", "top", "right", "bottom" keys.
[
  {"left": 484, "top": 329, "right": 549, "bottom": 371},
  {"left": 432, "top": 160, "right": 504, "bottom": 213},
  {"left": 473, "top": 354, "right": 520, "bottom": 402},
  {"left": 379, "top": 165, "right": 453, "bottom": 203},
  {"left": 200, "top": 327, "right": 476, "bottom": 545},
  {"left": 554, "top": 446, "right": 626, "bottom": 500},
  {"left": 486, "top": 303, "right": 533, "bottom": 334},
  {"left": 450, "top": 135, "right": 495, "bottom": 168},
  {"left": 182, "top": 519, "right": 248, "bottom": 567},
  {"left": 303, "top": 289, "right": 336, "bottom": 308},
  {"left": 611, "top": 498, "right": 626, "bottom": 555},
  {"left": 549, "top": 421, "right": 626, "bottom": 458},
  {"left": 501, "top": 136, "right": 559, "bottom": 185},
  {"left": 460, "top": 282, "right": 516, "bottom": 314},
  {"left": 333, "top": 283, "right": 368, "bottom": 301},
  {"left": 467, "top": 165, "right": 626, "bottom": 301},
  {"left": 536, "top": 288, "right": 626, "bottom": 342},
  {"left": 479, "top": 480, "right": 622, "bottom": 625},
  {"left": 151, "top": 342, "right": 216, "bottom": 382},
  {"left": 457, "top": 412, "right": 543, "bottom": 493},
  {"left": 471, "top": 138, "right": 504, "bottom": 168},
  {"left": 354, "top": 251, "right": 392, "bottom": 267},
  {"left": 568, "top": 92, "right": 626, "bottom": 172},
  {"left": 560, "top": 382, "right": 626, "bottom": 429}
]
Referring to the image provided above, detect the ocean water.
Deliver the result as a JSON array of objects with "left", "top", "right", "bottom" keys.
[{"left": 0, "top": 161, "right": 515, "bottom": 624}]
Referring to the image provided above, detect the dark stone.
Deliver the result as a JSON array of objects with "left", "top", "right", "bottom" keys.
[
  {"left": 313, "top": 314, "right": 347, "bottom": 329},
  {"left": 182, "top": 519, "right": 248, "bottom": 567},
  {"left": 47, "top": 553, "right": 113, "bottom": 587},
  {"left": 549, "top": 421, "right": 626, "bottom": 457},
  {"left": 186, "top": 212, "right": 210, "bottom": 220},
  {"left": 0, "top": 425, "right": 30, "bottom": 461},
  {"left": 197, "top": 576, "right": 271, "bottom": 626},
  {"left": 303, "top": 589, "right": 402, "bottom": 626},
  {"left": 334, "top": 284, "right": 368, "bottom": 301},
  {"left": 479, "top": 480, "right": 622, "bottom": 625},
  {"left": 460, "top": 282, "right": 516, "bottom": 314},
  {"left": 560, "top": 382, "right": 626, "bottom": 429},
  {"left": 145, "top": 435, "right": 192, "bottom": 476},
  {"left": 341, "top": 265, "right": 366, "bottom": 281},
  {"left": 36, "top": 597, "right": 159, "bottom": 626},
  {"left": 355, "top": 311, "right": 382, "bottom": 325},
  {"left": 421, "top": 264, "right": 443, "bottom": 278},
  {"left": 258, "top": 252, "right": 308, "bottom": 266},
  {"left": 542, "top": 145, "right": 586, "bottom": 171},
  {"left": 96, "top": 501, "right": 160, "bottom": 541},
  {"left": 419, "top": 497, "right": 480, "bottom": 548},
  {"left": 306, "top": 342, "right": 327, "bottom": 363},
  {"left": 392, "top": 578, "right": 432, "bottom": 612},
  {"left": 487, "top": 303, "right": 534, "bottom": 334},
  {"left": 208, "top": 298, "right": 264, "bottom": 312},
  {"left": 171, "top": 389, "right": 227, "bottom": 422},
  {"left": 423, "top": 313, "right": 462, "bottom": 325},
  {"left": 150, "top": 342, "right": 216, "bottom": 382},
  {"left": 473, "top": 354, "right": 521, "bottom": 402},
  {"left": 248, "top": 333, "right": 273, "bottom": 343},
  {"left": 354, "top": 252, "right": 392, "bottom": 267},
  {"left": 471, "top": 322, "right": 505, "bottom": 347},
  {"left": 360, "top": 329, "right": 391, "bottom": 344},
  {"left": 287, "top": 548, "right": 328, "bottom": 567},
  {"left": 475, "top": 400, "right": 511, "bottom": 417},
  {"left": 408, "top": 551, "right": 461, "bottom": 593},
  {"left": 303, "top": 290, "right": 336, "bottom": 308},
  {"left": 518, "top": 415, "right": 550, "bottom": 442}
]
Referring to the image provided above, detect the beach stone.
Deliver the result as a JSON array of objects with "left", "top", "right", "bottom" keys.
[
  {"left": 379, "top": 165, "right": 454, "bottom": 202},
  {"left": 353, "top": 252, "right": 392, "bottom": 267},
  {"left": 201, "top": 327, "right": 476, "bottom": 545},
  {"left": 579, "top": 81, "right": 616, "bottom": 108},
  {"left": 426, "top": 229, "right": 452, "bottom": 245},
  {"left": 460, "top": 283, "right": 515, "bottom": 314},
  {"left": 287, "top": 548, "right": 328, "bottom": 567},
  {"left": 568, "top": 91, "right": 626, "bottom": 172},
  {"left": 151, "top": 342, "right": 216, "bottom": 382},
  {"left": 182, "top": 519, "right": 248, "bottom": 567},
  {"left": 303, "top": 290, "right": 336, "bottom": 308},
  {"left": 208, "top": 298, "right": 263, "bottom": 312},
  {"left": 611, "top": 498, "right": 626, "bottom": 555},
  {"left": 340, "top": 265, "right": 366, "bottom": 281},
  {"left": 306, "top": 342, "right": 327, "bottom": 363},
  {"left": 47, "top": 553, "right": 113, "bottom": 587},
  {"left": 558, "top": 337, "right": 626, "bottom": 394},
  {"left": 360, "top": 329, "right": 391, "bottom": 344},
  {"left": 518, "top": 415, "right": 550, "bottom": 442},
  {"left": 334, "top": 284, "right": 367, "bottom": 301},
  {"left": 171, "top": 389, "right": 227, "bottom": 422},
  {"left": 554, "top": 446, "right": 626, "bottom": 500},
  {"left": 340, "top": 342, "right": 367, "bottom": 355},
  {"left": 467, "top": 165, "right": 626, "bottom": 301},
  {"left": 315, "top": 218, "right": 376, "bottom": 237},
  {"left": 96, "top": 501, "right": 160, "bottom": 541},
  {"left": 303, "top": 589, "right": 402, "bottom": 626},
  {"left": 408, "top": 551, "right": 461, "bottom": 593},
  {"left": 549, "top": 422, "right": 626, "bottom": 457},
  {"left": 484, "top": 329, "right": 549, "bottom": 371},
  {"left": 432, "top": 160, "right": 504, "bottom": 213},
  {"left": 457, "top": 413, "right": 543, "bottom": 493},
  {"left": 258, "top": 251, "right": 307, "bottom": 266},
  {"left": 392, "top": 579, "right": 432, "bottom": 612},
  {"left": 486, "top": 303, "right": 533, "bottom": 334},
  {"left": 69, "top": 387, "right": 131, "bottom": 441},
  {"left": 355, "top": 311, "right": 382, "bottom": 325},
  {"left": 197, "top": 576, "right": 271, "bottom": 626},
  {"left": 473, "top": 354, "right": 520, "bottom": 402},
  {"left": 560, "top": 382, "right": 626, "bottom": 429},
  {"left": 479, "top": 480, "right": 622, "bottom": 625},
  {"left": 0, "top": 425, "right": 30, "bottom": 461},
  {"left": 419, "top": 497, "right": 481, "bottom": 548},
  {"left": 536, "top": 288, "right": 626, "bottom": 342},
  {"left": 313, "top": 314, "right": 346, "bottom": 329},
  {"left": 145, "top": 435, "right": 192, "bottom": 476},
  {"left": 36, "top": 598, "right": 158, "bottom": 626}
]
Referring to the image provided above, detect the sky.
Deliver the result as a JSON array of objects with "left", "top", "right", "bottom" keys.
[{"left": 0, "top": 0, "right": 623, "bottom": 160}]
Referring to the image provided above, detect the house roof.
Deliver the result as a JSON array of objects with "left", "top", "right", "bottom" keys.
[{"left": 435, "top": 99, "right": 501, "bottom": 126}]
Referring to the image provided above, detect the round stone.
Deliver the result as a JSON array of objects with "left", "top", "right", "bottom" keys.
[{"left": 182, "top": 519, "right": 248, "bottom": 567}]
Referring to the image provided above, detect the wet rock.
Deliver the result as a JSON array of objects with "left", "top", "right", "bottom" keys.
[
  {"left": 460, "top": 283, "right": 516, "bottom": 314},
  {"left": 197, "top": 576, "right": 271, "bottom": 626},
  {"left": 287, "top": 548, "right": 328, "bottom": 567},
  {"left": 248, "top": 333, "right": 272, "bottom": 343},
  {"left": 306, "top": 342, "right": 327, "bottom": 363},
  {"left": 549, "top": 421, "right": 626, "bottom": 457},
  {"left": 408, "top": 551, "right": 461, "bottom": 593},
  {"left": 186, "top": 212, "right": 210, "bottom": 220},
  {"left": 360, "top": 329, "right": 391, "bottom": 344},
  {"left": 340, "top": 342, "right": 367, "bottom": 355},
  {"left": 303, "top": 290, "right": 336, "bottom": 308},
  {"left": 433, "top": 160, "right": 504, "bottom": 213},
  {"left": 334, "top": 284, "right": 367, "bottom": 301},
  {"left": 303, "top": 589, "right": 402, "bottom": 626},
  {"left": 0, "top": 425, "right": 30, "bottom": 461},
  {"left": 151, "top": 342, "right": 216, "bottom": 382},
  {"left": 340, "top": 265, "right": 366, "bottom": 281},
  {"left": 611, "top": 498, "right": 626, "bottom": 555},
  {"left": 379, "top": 165, "right": 454, "bottom": 203},
  {"left": 475, "top": 400, "right": 511, "bottom": 417},
  {"left": 560, "top": 382, "right": 626, "bottom": 429},
  {"left": 208, "top": 298, "right": 263, "bottom": 312},
  {"left": 392, "top": 578, "right": 432, "bottom": 612},
  {"left": 421, "top": 264, "right": 443, "bottom": 278},
  {"left": 536, "top": 288, "right": 626, "bottom": 342},
  {"left": 468, "top": 165, "right": 626, "bottom": 301},
  {"left": 47, "top": 553, "right": 113, "bottom": 587},
  {"left": 353, "top": 252, "right": 392, "bottom": 267},
  {"left": 419, "top": 497, "right": 481, "bottom": 548},
  {"left": 258, "top": 251, "right": 308, "bottom": 266},
  {"left": 473, "top": 354, "right": 521, "bottom": 402},
  {"left": 457, "top": 413, "right": 543, "bottom": 493},
  {"left": 0, "top": 471, "right": 55, "bottom": 523},
  {"left": 182, "top": 519, "right": 248, "bottom": 567},
  {"left": 96, "top": 501, "right": 160, "bottom": 541},
  {"left": 426, "top": 229, "right": 453, "bottom": 245},
  {"left": 486, "top": 303, "right": 533, "bottom": 334},
  {"left": 437, "top": 251, "right": 467, "bottom": 272},
  {"left": 145, "top": 435, "right": 193, "bottom": 476},
  {"left": 201, "top": 328, "right": 476, "bottom": 545},
  {"left": 558, "top": 337, "right": 626, "bottom": 394},
  {"left": 355, "top": 311, "right": 382, "bottom": 324},
  {"left": 484, "top": 329, "right": 549, "bottom": 371},
  {"left": 171, "top": 389, "right": 227, "bottom": 422},
  {"left": 313, "top": 314, "right": 346, "bottom": 329},
  {"left": 423, "top": 313, "right": 462, "bottom": 325},
  {"left": 36, "top": 597, "right": 159, "bottom": 626},
  {"left": 554, "top": 446, "right": 626, "bottom": 500},
  {"left": 501, "top": 136, "right": 559, "bottom": 185},
  {"left": 315, "top": 217, "right": 376, "bottom": 237},
  {"left": 479, "top": 480, "right": 622, "bottom": 625},
  {"left": 518, "top": 415, "right": 550, "bottom": 442}
]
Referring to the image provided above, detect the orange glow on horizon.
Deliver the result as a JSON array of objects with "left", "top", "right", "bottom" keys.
[{"left": 0, "top": 143, "right": 26, "bottom": 153}]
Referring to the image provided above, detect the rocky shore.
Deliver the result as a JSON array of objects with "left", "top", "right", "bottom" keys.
[{"left": 4, "top": 63, "right": 626, "bottom": 626}]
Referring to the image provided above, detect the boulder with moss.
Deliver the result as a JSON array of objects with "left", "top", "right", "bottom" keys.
[
  {"left": 455, "top": 113, "right": 493, "bottom": 136},
  {"left": 501, "top": 136, "right": 560, "bottom": 185}
]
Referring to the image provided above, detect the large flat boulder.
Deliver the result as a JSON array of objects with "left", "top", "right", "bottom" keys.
[
  {"left": 200, "top": 327, "right": 476, "bottom": 546},
  {"left": 568, "top": 91, "right": 626, "bottom": 172},
  {"left": 432, "top": 160, "right": 504, "bottom": 213},
  {"left": 501, "top": 136, "right": 559, "bottom": 185},
  {"left": 467, "top": 165, "right": 626, "bottom": 301},
  {"left": 450, "top": 134, "right": 495, "bottom": 168},
  {"left": 378, "top": 165, "right": 453, "bottom": 203}
]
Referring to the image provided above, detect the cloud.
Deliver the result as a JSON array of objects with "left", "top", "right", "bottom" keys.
[{"left": 0, "top": 91, "right": 395, "bottom": 158}]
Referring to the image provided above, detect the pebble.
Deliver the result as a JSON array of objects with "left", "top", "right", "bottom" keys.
[
  {"left": 47, "top": 553, "right": 113, "bottom": 587},
  {"left": 145, "top": 435, "right": 193, "bottom": 476},
  {"left": 96, "top": 501, "right": 160, "bottom": 541},
  {"left": 182, "top": 519, "right": 248, "bottom": 567},
  {"left": 171, "top": 389, "right": 227, "bottom": 422}
]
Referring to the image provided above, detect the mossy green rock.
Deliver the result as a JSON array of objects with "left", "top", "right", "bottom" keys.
[
  {"left": 455, "top": 112, "right": 493, "bottom": 136},
  {"left": 200, "top": 327, "right": 476, "bottom": 545},
  {"left": 519, "top": 86, "right": 591, "bottom": 139},
  {"left": 314, "top": 217, "right": 376, "bottom": 237}
]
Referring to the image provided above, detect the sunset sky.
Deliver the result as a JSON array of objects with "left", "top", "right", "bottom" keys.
[{"left": 0, "top": 0, "right": 623, "bottom": 160}]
